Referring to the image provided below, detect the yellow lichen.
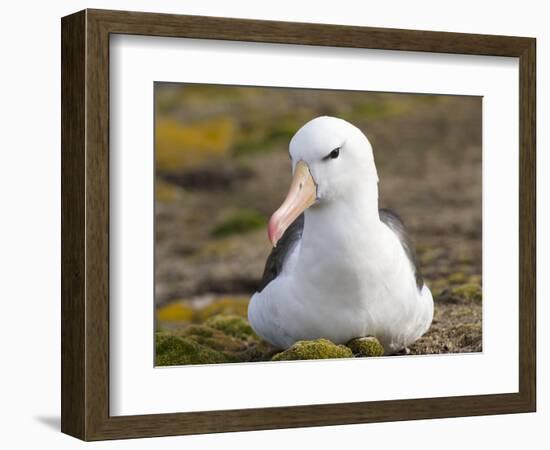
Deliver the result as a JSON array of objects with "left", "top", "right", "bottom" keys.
[
  {"left": 156, "top": 303, "right": 194, "bottom": 323},
  {"left": 156, "top": 117, "right": 236, "bottom": 173},
  {"left": 193, "top": 296, "right": 250, "bottom": 322}
]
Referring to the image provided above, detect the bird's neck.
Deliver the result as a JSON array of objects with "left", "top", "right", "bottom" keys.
[
  {"left": 295, "top": 182, "right": 391, "bottom": 294},
  {"left": 303, "top": 181, "right": 382, "bottom": 244}
]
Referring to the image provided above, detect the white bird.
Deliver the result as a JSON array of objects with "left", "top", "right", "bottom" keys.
[{"left": 248, "top": 116, "right": 433, "bottom": 354}]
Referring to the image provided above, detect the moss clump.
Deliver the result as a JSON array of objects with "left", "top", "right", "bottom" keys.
[
  {"left": 210, "top": 209, "right": 266, "bottom": 238},
  {"left": 179, "top": 324, "right": 247, "bottom": 354},
  {"left": 155, "top": 333, "right": 234, "bottom": 366},
  {"left": 347, "top": 337, "right": 384, "bottom": 357},
  {"left": 437, "top": 283, "right": 482, "bottom": 303},
  {"left": 447, "top": 272, "right": 468, "bottom": 284},
  {"left": 453, "top": 284, "right": 482, "bottom": 302},
  {"left": 271, "top": 338, "right": 353, "bottom": 361},
  {"left": 205, "top": 314, "right": 258, "bottom": 341},
  {"left": 156, "top": 319, "right": 276, "bottom": 366},
  {"left": 156, "top": 323, "right": 256, "bottom": 366}
]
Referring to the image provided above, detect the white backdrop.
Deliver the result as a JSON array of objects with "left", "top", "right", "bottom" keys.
[{"left": 0, "top": 1, "right": 546, "bottom": 449}]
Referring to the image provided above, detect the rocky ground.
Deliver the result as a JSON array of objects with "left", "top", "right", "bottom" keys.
[{"left": 154, "top": 84, "right": 482, "bottom": 364}]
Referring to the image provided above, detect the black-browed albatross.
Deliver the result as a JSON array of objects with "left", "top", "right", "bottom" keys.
[{"left": 248, "top": 116, "right": 433, "bottom": 354}]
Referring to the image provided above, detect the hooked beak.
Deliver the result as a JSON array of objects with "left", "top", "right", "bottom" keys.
[{"left": 268, "top": 160, "right": 317, "bottom": 247}]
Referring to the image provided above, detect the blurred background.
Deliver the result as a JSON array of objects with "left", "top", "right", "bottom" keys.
[{"left": 154, "top": 83, "right": 482, "bottom": 362}]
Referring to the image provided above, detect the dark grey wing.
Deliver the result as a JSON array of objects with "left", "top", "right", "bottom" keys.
[
  {"left": 379, "top": 208, "right": 424, "bottom": 291},
  {"left": 257, "top": 214, "right": 304, "bottom": 293}
]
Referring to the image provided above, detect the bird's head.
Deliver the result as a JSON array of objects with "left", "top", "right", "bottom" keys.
[{"left": 268, "top": 116, "right": 379, "bottom": 246}]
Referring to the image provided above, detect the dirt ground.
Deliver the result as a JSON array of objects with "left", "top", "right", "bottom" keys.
[{"left": 154, "top": 84, "right": 482, "bottom": 360}]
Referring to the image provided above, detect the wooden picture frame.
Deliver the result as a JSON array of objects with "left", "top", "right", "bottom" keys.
[{"left": 61, "top": 8, "right": 536, "bottom": 441}]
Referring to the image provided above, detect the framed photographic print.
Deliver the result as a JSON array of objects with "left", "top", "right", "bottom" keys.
[{"left": 61, "top": 9, "right": 536, "bottom": 441}]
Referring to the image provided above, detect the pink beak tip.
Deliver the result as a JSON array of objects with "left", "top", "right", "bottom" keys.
[{"left": 267, "top": 216, "right": 280, "bottom": 247}]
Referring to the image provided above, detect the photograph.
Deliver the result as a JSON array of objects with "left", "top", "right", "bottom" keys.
[{"left": 154, "top": 83, "right": 482, "bottom": 366}]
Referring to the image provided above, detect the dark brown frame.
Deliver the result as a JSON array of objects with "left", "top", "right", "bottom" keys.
[{"left": 61, "top": 8, "right": 536, "bottom": 441}]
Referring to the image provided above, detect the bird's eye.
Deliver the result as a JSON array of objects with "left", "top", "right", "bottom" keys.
[{"left": 323, "top": 147, "right": 340, "bottom": 161}]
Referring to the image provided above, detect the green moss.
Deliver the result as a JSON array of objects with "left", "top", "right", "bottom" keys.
[
  {"left": 179, "top": 324, "right": 247, "bottom": 353},
  {"left": 437, "top": 283, "right": 482, "bottom": 303},
  {"left": 453, "top": 284, "right": 482, "bottom": 302},
  {"left": 205, "top": 314, "right": 258, "bottom": 341},
  {"left": 183, "top": 324, "right": 214, "bottom": 338},
  {"left": 271, "top": 338, "right": 353, "bottom": 361},
  {"left": 155, "top": 333, "right": 233, "bottom": 366},
  {"left": 156, "top": 323, "right": 255, "bottom": 366},
  {"left": 155, "top": 318, "right": 276, "bottom": 366},
  {"left": 347, "top": 337, "right": 384, "bottom": 357},
  {"left": 447, "top": 272, "right": 468, "bottom": 284},
  {"left": 210, "top": 209, "right": 266, "bottom": 238}
]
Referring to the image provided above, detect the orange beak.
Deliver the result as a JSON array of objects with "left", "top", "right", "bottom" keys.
[{"left": 268, "top": 160, "right": 317, "bottom": 247}]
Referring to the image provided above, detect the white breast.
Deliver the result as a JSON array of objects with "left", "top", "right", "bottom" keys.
[{"left": 248, "top": 216, "right": 434, "bottom": 353}]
